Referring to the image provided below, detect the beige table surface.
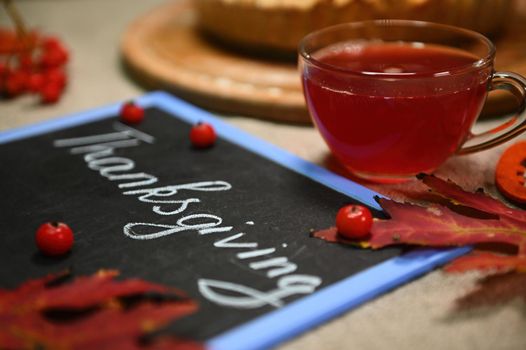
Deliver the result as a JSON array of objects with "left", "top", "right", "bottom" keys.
[{"left": 1, "top": 1, "right": 526, "bottom": 349}]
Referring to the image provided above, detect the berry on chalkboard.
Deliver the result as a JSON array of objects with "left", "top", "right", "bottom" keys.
[
  {"left": 190, "top": 122, "right": 216, "bottom": 148},
  {"left": 119, "top": 101, "right": 145, "bottom": 125},
  {"left": 35, "top": 222, "right": 74, "bottom": 256},
  {"left": 335, "top": 204, "right": 373, "bottom": 240}
]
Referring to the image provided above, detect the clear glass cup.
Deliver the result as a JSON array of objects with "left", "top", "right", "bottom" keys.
[{"left": 299, "top": 20, "right": 526, "bottom": 183}]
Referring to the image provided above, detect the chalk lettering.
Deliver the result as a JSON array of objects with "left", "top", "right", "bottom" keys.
[
  {"left": 199, "top": 226, "right": 236, "bottom": 235},
  {"left": 84, "top": 148, "right": 114, "bottom": 161},
  {"left": 112, "top": 122, "right": 155, "bottom": 144},
  {"left": 53, "top": 131, "right": 131, "bottom": 147},
  {"left": 198, "top": 275, "right": 322, "bottom": 309},
  {"left": 123, "top": 181, "right": 231, "bottom": 214},
  {"left": 214, "top": 233, "right": 258, "bottom": 249},
  {"left": 237, "top": 248, "right": 276, "bottom": 259},
  {"left": 88, "top": 156, "right": 135, "bottom": 175},
  {"left": 53, "top": 123, "right": 154, "bottom": 149},
  {"left": 124, "top": 213, "right": 231, "bottom": 239},
  {"left": 70, "top": 139, "right": 140, "bottom": 155},
  {"left": 249, "top": 257, "right": 297, "bottom": 278},
  {"left": 152, "top": 198, "right": 200, "bottom": 216},
  {"left": 110, "top": 173, "right": 159, "bottom": 189},
  {"left": 54, "top": 125, "right": 325, "bottom": 309},
  {"left": 123, "top": 181, "right": 232, "bottom": 203},
  {"left": 85, "top": 156, "right": 160, "bottom": 189}
]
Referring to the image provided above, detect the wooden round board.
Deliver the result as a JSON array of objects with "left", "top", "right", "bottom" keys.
[{"left": 121, "top": 0, "right": 526, "bottom": 124}]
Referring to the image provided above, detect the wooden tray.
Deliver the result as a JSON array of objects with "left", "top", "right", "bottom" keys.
[{"left": 121, "top": 0, "right": 526, "bottom": 124}]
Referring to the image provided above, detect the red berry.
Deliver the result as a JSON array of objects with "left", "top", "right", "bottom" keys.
[
  {"left": 18, "top": 54, "right": 34, "bottom": 70},
  {"left": 119, "top": 101, "right": 144, "bottom": 124},
  {"left": 44, "top": 67, "right": 67, "bottom": 88},
  {"left": 336, "top": 204, "right": 373, "bottom": 240},
  {"left": 4, "top": 70, "right": 28, "bottom": 96},
  {"left": 41, "top": 36, "right": 62, "bottom": 51},
  {"left": 40, "top": 47, "right": 68, "bottom": 68},
  {"left": 0, "top": 62, "right": 7, "bottom": 75},
  {"left": 190, "top": 122, "right": 216, "bottom": 148},
  {"left": 40, "top": 83, "right": 62, "bottom": 104},
  {"left": 35, "top": 222, "right": 74, "bottom": 256},
  {"left": 27, "top": 73, "right": 45, "bottom": 92}
]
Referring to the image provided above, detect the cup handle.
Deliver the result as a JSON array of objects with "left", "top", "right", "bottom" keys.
[{"left": 457, "top": 71, "right": 526, "bottom": 155}]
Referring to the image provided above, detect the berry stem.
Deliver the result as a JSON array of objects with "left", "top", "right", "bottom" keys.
[
  {"left": 1, "top": 0, "right": 32, "bottom": 77},
  {"left": 2, "top": 0, "right": 28, "bottom": 38}
]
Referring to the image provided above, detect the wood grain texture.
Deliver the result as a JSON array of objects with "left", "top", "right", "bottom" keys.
[{"left": 121, "top": 0, "right": 526, "bottom": 124}]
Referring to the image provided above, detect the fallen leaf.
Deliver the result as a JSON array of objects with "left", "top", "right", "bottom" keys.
[
  {"left": 313, "top": 174, "right": 526, "bottom": 309},
  {"left": 0, "top": 270, "right": 203, "bottom": 350},
  {"left": 455, "top": 270, "right": 526, "bottom": 310},
  {"left": 444, "top": 252, "right": 526, "bottom": 273},
  {"left": 312, "top": 174, "right": 526, "bottom": 272},
  {"left": 370, "top": 197, "right": 526, "bottom": 251},
  {"left": 421, "top": 174, "right": 526, "bottom": 226},
  {"left": 34, "top": 270, "right": 169, "bottom": 310},
  {"left": 311, "top": 227, "right": 366, "bottom": 246},
  {"left": 313, "top": 198, "right": 526, "bottom": 254}
]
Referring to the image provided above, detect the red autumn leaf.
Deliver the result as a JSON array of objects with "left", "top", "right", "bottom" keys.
[
  {"left": 314, "top": 198, "right": 526, "bottom": 252},
  {"left": 455, "top": 270, "right": 526, "bottom": 310},
  {"left": 311, "top": 227, "right": 355, "bottom": 245},
  {"left": 373, "top": 175, "right": 526, "bottom": 258},
  {"left": 444, "top": 251, "right": 526, "bottom": 273},
  {"left": 313, "top": 174, "right": 526, "bottom": 309},
  {"left": 370, "top": 197, "right": 526, "bottom": 251},
  {"left": 0, "top": 270, "right": 203, "bottom": 350},
  {"left": 312, "top": 174, "right": 526, "bottom": 272},
  {"left": 421, "top": 175, "right": 526, "bottom": 225},
  {"left": 34, "top": 270, "right": 170, "bottom": 310}
]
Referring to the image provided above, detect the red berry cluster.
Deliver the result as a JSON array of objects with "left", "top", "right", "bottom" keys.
[{"left": 0, "top": 34, "right": 69, "bottom": 104}]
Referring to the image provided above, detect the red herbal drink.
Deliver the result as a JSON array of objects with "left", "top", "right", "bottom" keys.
[
  {"left": 299, "top": 20, "right": 526, "bottom": 183},
  {"left": 303, "top": 41, "right": 489, "bottom": 181}
]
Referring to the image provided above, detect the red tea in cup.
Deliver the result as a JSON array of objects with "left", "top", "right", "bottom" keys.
[
  {"left": 305, "top": 42, "right": 488, "bottom": 178},
  {"left": 299, "top": 21, "right": 526, "bottom": 182}
]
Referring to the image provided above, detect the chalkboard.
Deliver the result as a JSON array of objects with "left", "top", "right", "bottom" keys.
[{"left": 0, "top": 92, "right": 468, "bottom": 350}]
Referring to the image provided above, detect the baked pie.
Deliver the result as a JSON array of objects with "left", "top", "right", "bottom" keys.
[{"left": 195, "top": 0, "right": 514, "bottom": 53}]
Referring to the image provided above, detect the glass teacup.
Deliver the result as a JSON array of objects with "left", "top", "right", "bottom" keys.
[{"left": 299, "top": 20, "right": 526, "bottom": 183}]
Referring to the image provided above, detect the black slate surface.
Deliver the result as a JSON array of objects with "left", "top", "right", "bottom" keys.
[{"left": 0, "top": 107, "right": 401, "bottom": 340}]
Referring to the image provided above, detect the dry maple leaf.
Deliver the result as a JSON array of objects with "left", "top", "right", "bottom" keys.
[
  {"left": 312, "top": 175, "right": 526, "bottom": 310},
  {"left": 421, "top": 174, "right": 526, "bottom": 234},
  {"left": 313, "top": 174, "right": 526, "bottom": 272},
  {"left": 0, "top": 270, "right": 203, "bottom": 350},
  {"left": 370, "top": 197, "right": 526, "bottom": 251},
  {"left": 444, "top": 252, "right": 526, "bottom": 273}
]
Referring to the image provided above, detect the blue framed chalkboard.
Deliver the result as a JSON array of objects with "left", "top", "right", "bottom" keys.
[{"left": 0, "top": 92, "right": 469, "bottom": 350}]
